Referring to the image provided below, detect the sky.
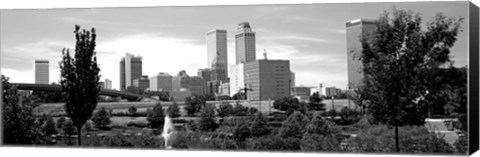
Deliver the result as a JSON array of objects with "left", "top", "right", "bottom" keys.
[{"left": 0, "top": 1, "right": 470, "bottom": 90}]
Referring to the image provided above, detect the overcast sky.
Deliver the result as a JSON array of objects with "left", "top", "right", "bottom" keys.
[{"left": 0, "top": 1, "right": 470, "bottom": 90}]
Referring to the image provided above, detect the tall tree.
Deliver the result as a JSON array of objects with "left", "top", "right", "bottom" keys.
[
  {"left": 2, "top": 75, "right": 43, "bottom": 144},
  {"left": 59, "top": 25, "right": 101, "bottom": 146},
  {"left": 307, "top": 92, "right": 326, "bottom": 111},
  {"left": 358, "top": 9, "right": 463, "bottom": 152}
]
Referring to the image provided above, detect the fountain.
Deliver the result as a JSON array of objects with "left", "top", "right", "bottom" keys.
[{"left": 162, "top": 115, "right": 174, "bottom": 149}]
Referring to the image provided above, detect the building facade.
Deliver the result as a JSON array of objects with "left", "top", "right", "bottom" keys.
[
  {"left": 325, "top": 87, "right": 343, "bottom": 97},
  {"left": 211, "top": 52, "right": 228, "bottom": 82},
  {"left": 120, "top": 53, "right": 142, "bottom": 91},
  {"left": 35, "top": 60, "right": 49, "bottom": 84},
  {"left": 105, "top": 79, "right": 112, "bottom": 89},
  {"left": 229, "top": 63, "right": 244, "bottom": 96},
  {"left": 235, "top": 22, "right": 256, "bottom": 64},
  {"left": 218, "top": 82, "right": 230, "bottom": 96},
  {"left": 149, "top": 72, "right": 173, "bottom": 91},
  {"left": 293, "top": 86, "right": 312, "bottom": 100},
  {"left": 290, "top": 71, "right": 295, "bottom": 95},
  {"left": 244, "top": 59, "right": 290, "bottom": 100},
  {"left": 346, "top": 18, "right": 378, "bottom": 89},
  {"left": 207, "top": 29, "right": 228, "bottom": 82},
  {"left": 133, "top": 75, "right": 149, "bottom": 91},
  {"left": 180, "top": 76, "right": 205, "bottom": 96}
]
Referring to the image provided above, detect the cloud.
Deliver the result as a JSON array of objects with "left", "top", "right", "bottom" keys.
[{"left": 95, "top": 33, "right": 206, "bottom": 90}]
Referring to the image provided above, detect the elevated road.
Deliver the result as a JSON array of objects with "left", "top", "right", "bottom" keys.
[{"left": 11, "top": 83, "right": 142, "bottom": 101}]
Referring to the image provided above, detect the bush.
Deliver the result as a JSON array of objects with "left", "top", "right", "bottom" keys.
[
  {"left": 232, "top": 102, "right": 248, "bottom": 116},
  {"left": 91, "top": 107, "right": 111, "bottom": 128},
  {"left": 146, "top": 103, "right": 165, "bottom": 129},
  {"left": 56, "top": 116, "right": 67, "bottom": 129},
  {"left": 249, "top": 113, "right": 271, "bottom": 137},
  {"left": 454, "top": 133, "right": 468, "bottom": 154},
  {"left": 127, "top": 121, "right": 149, "bottom": 128},
  {"left": 300, "top": 134, "right": 339, "bottom": 151},
  {"left": 278, "top": 111, "right": 308, "bottom": 139},
  {"left": 233, "top": 121, "right": 251, "bottom": 142},
  {"left": 128, "top": 106, "right": 137, "bottom": 116},
  {"left": 247, "top": 135, "right": 285, "bottom": 150},
  {"left": 305, "top": 112, "right": 333, "bottom": 136},
  {"left": 197, "top": 104, "right": 218, "bottom": 132},
  {"left": 308, "top": 92, "right": 326, "bottom": 111},
  {"left": 42, "top": 116, "right": 58, "bottom": 135},
  {"left": 184, "top": 96, "right": 206, "bottom": 116},
  {"left": 166, "top": 102, "right": 181, "bottom": 118},
  {"left": 217, "top": 102, "right": 234, "bottom": 117},
  {"left": 282, "top": 137, "right": 301, "bottom": 150},
  {"left": 63, "top": 119, "right": 77, "bottom": 136}
]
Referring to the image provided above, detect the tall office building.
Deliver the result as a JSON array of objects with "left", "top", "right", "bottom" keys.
[
  {"left": 105, "top": 79, "right": 112, "bottom": 89},
  {"left": 290, "top": 71, "right": 295, "bottom": 95},
  {"left": 244, "top": 59, "right": 290, "bottom": 100},
  {"left": 235, "top": 22, "right": 256, "bottom": 64},
  {"left": 133, "top": 75, "right": 149, "bottom": 91},
  {"left": 120, "top": 53, "right": 142, "bottom": 91},
  {"left": 35, "top": 60, "right": 49, "bottom": 84},
  {"left": 346, "top": 18, "right": 378, "bottom": 89},
  {"left": 229, "top": 63, "right": 244, "bottom": 96},
  {"left": 211, "top": 52, "right": 228, "bottom": 81},
  {"left": 207, "top": 29, "right": 228, "bottom": 81},
  {"left": 150, "top": 72, "right": 173, "bottom": 91}
]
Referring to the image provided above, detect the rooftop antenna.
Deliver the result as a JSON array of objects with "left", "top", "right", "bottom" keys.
[{"left": 263, "top": 49, "right": 268, "bottom": 60}]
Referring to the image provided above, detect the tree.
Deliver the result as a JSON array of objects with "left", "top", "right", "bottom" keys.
[
  {"left": 232, "top": 92, "right": 246, "bottom": 100},
  {"left": 300, "top": 134, "right": 339, "bottom": 151},
  {"left": 42, "top": 116, "right": 58, "bottom": 135},
  {"left": 166, "top": 102, "right": 181, "bottom": 118},
  {"left": 357, "top": 9, "right": 463, "bottom": 152},
  {"left": 273, "top": 96, "right": 305, "bottom": 116},
  {"left": 308, "top": 92, "right": 326, "bottom": 111},
  {"left": 128, "top": 106, "right": 137, "bottom": 116},
  {"left": 146, "top": 103, "right": 165, "bottom": 129},
  {"left": 63, "top": 119, "right": 77, "bottom": 136},
  {"left": 59, "top": 25, "right": 101, "bottom": 146},
  {"left": 217, "top": 102, "right": 234, "bottom": 117},
  {"left": 2, "top": 75, "right": 43, "bottom": 144},
  {"left": 197, "top": 104, "right": 218, "bottom": 132},
  {"left": 233, "top": 121, "right": 251, "bottom": 142},
  {"left": 184, "top": 95, "right": 206, "bottom": 116},
  {"left": 57, "top": 116, "right": 67, "bottom": 129},
  {"left": 278, "top": 111, "right": 308, "bottom": 139},
  {"left": 91, "top": 107, "right": 111, "bottom": 129},
  {"left": 249, "top": 113, "right": 271, "bottom": 137},
  {"left": 305, "top": 112, "right": 333, "bottom": 136},
  {"left": 232, "top": 102, "right": 248, "bottom": 116}
]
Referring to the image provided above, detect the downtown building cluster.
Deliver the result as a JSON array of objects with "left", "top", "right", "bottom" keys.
[
  {"left": 118, "top": 22, "right": 293, "bottom": 101},
  {"left": 29, "top": 19, "right": 375, "bottom": 101}
]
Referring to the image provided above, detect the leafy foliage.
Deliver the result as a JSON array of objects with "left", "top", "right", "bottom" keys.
[
  {"left": 166, "top": 101, "right": 181, "bottom": 118},
  {"left": 91, "top": 107, "right": 111, "bottom": 128},
  {"left": 2, "top": 75, "right": 43, "bottom": 144},
  {"left": 278, "top": 111, "right": 308, "bottom": 139},
  {"left": 56, "top": 116, "right": 66, "bottom": 129},
  {"left": 300, "top": 134, "right": 339, "bottom": 151},
  {"left": 60, "top": 25, "right": 101, "bottom": 145},
  {"left": 63, "top": 119, "right": 77, "bottom": 136},
  {"left": 249, "top": 113, "right": 271, "bottom": 137},
  {"left": 232, "top": 102, "right": 248, "bottom": 116},
  {"left": 128, "top": 106, "right": 137, "bottom": 116},
  {"left": 42, "top": 116, "right": 58, "bottom": 135},
  {"left": 146, "top": 103, "right": 165, "bottom": 129},
  {"left": 273, "top": 96, "right": 306, "bottom": 116},
  {"left": 217, "top": 102, "right": 234, "bottom": 117},
  {"left": 184, "top": 95, "right": 206, "bottom": 116},
  {"left": 197, "top": 104, "right": 218, "bottom": 132},
  {"left": 308, "top": 92, "right": 326, "bottom": 111}
]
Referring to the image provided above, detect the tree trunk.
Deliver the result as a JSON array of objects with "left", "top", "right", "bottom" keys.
[
  {"left": 395, "top": 124, "right": 399, "bottom": 152},
  {"left": 77, "top": 126, "right": 82, "bottom": 146}
]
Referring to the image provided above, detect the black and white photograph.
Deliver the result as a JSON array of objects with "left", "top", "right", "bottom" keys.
[{"left": 1, "top": 0, "right": 478, "bottom": 156}]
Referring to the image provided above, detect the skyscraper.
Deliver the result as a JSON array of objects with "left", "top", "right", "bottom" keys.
[
  {"left": 229, "top": 63, "right": 244, "bottom": 96},
  {"left": 35, "top": 60, "right": 49, "bottom": 84},
  {"left": 235, "top": 22, "right": 256, "bottom": 64},
  {"left": 207, "top": 29, "right": 228, "bottom": 81},
  {"left": 211, "top": 52, "right": 227, "bottom": 82},
  {"left": 346, "top": 18, "right": 378, "bottom": 89},
  {"left": 244, "top": 59, "right": 290, "bottom": 100},
  {"left": 120, "top": 53, "right": 142, "bottom": 91},
  {"left": 150, "top": 72, "right": 173, "bottom": 91},
  {"left": 105, "top": 79, "right": 112, "bottom": 89}
]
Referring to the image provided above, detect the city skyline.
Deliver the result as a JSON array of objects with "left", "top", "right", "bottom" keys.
[{"left": 1, "top": 2, "right": 469, "bottom": 90}]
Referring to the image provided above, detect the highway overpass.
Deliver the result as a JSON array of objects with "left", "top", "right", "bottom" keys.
[{"left": 11, "top": 83, "right": 142, "bottom": 101}]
